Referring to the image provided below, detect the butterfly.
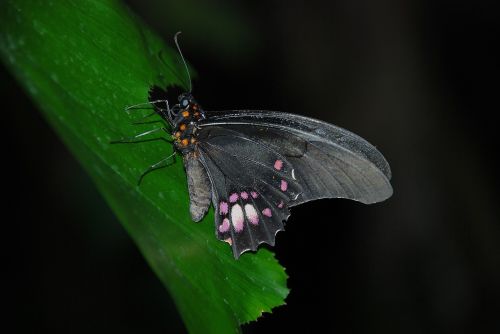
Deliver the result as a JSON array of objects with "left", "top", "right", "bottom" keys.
[{"left": 120, "top": 33, "right": 393, "bottom": 258}]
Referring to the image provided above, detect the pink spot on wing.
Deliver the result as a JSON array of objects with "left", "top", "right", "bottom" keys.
[
  {"left": 219, "top": 218, "right": 230, "bottom": 233},
  {"left": 240, "top": 191, "right": 249, "bottom": 200},
  {"left": 229, "top": 193, "right": 239, "bottom": 203},
  {"left": 274, "top": 159, "right": 283, "bottom": 171},
  {"left": 244, "top": 204, "right": 259, "bottom": 225},
  {"left": 250, "top": 191, "right": 258, "bottom": 198},
  {"left": 231, "top": 204, "right": 244, "bottom": 232},
  {"left": 262, "top": 208, "right": 272, "bottom": 217},
  {"left": 280, "top": 180, "right": 288, "bottom": 192},
  {"left": 219, "top": 201, "right": 228, "bottom": 215},
  {"left": 277, "top": 201, "right": 284, "bottom": 209}
]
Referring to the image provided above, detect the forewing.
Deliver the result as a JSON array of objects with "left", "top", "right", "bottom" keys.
[{"left": 196, "top": 110, "right": 393, "bottom": 258}]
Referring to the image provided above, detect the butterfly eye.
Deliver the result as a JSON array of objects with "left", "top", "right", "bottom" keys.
[{"left": 181, "top": 99, "right": 189, "bottom": 108}]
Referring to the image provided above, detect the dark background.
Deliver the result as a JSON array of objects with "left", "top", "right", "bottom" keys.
[{"left": 3, "top": 0, "right": 499, "bottom": 333}]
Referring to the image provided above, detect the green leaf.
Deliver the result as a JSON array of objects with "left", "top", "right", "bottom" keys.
[{"left": 0, "top": 1, "right": 288, "bottom": 333}]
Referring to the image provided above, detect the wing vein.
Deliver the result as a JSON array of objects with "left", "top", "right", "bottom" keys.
[{"left": 308, "top": 140, "right": 378, "bottom": 196}]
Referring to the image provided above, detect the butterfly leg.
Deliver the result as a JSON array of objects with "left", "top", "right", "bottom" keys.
[
  {"left": 125, "top": 99, "right": 170, "bottom": 113},
  {"left": 130, "top": 111, "right": 164, "bottom": 125},
  {"left": 110, "top": 127, "right": 171, "bottom": 144},
  {"left": 125, "top": 99, "right": 178, "bottom": 125},
  {"left": 138, "top": 151, "right": 177, "bottom": 185}
]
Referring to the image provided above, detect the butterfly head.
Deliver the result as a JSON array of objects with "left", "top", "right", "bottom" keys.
[{"left": 179, "top": 92, "right": 194, "bottom": 109}]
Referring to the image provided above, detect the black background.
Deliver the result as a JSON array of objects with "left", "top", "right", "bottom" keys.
[{"left": 2, "top": 0, "right": 499, "bottom": 333}]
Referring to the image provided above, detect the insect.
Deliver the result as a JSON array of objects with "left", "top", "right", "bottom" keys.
[{"left": 119, "top": 32, "right": 393, "bottom": 258}]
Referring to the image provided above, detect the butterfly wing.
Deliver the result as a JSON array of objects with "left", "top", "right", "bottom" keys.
[
  {"left": 195, "top": 110, "right": 392, "bottom": 258},
  {"left": 197, "top": 133, "right": 293, "bottom": 258}
]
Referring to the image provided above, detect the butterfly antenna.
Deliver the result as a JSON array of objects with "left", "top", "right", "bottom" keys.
[{"left": 174, "top": 31, "right": 192, "bottom": 93}]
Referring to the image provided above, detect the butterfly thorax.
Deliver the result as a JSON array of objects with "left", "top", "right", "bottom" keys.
[{"left": 172, "top": 101, "right": 205, "bottom": 154}]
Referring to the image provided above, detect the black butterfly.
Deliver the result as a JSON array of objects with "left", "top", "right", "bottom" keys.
[{"left": 120, "top": 33, "right": 393, "bottom": 258}]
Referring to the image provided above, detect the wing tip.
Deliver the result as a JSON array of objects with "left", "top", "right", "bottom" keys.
[{"left": 359, "top": 183, "right": 393, "bottom": 204}]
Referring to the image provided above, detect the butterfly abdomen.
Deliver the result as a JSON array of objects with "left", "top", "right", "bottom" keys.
[{"left": 183, "top": 152, "right": 212, "bottom": 222}]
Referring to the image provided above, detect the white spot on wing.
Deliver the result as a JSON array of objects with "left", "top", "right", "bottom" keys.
[
  {"left": 219, "top": 201, "right": 228, "bottom": 215},
  {"left": 274, "top": 159, "right": 283, "bottom": 171},
  {"left": 291, "top": 168, "right": 296, "bottom": 180},
  {"left": 244, "top": 204, "right": 259, "bottom": 225},
  {"left": 229, "top": 193, "right": 239, "bottom": 203},
  {"left": 280, "top": 180, "right": 288, "bottom": 192},
  {"left": 262, "top": 208, "right": 272, "bottom": 217},
  {"left": 231, "top": 204, "right": 244, "bottom": 232},
  {"left": 219, "top": 218, "right": 230, "bottom": 233}
]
